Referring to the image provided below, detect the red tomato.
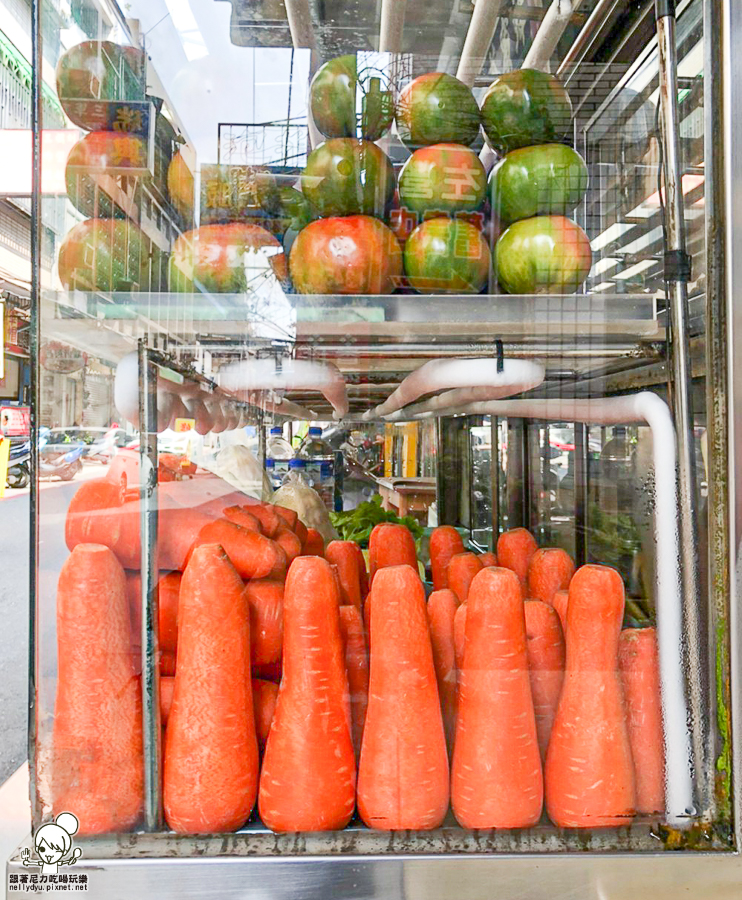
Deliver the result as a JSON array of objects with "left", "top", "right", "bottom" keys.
[
  {"left": 65, "top": 131, "right": 148, "bottom": 218},
  {"left": 289, "top": 215, "right": 403, "bottom": 295},
  {"left": 170, "top": 223, "right": 288, "bottom": 293}
]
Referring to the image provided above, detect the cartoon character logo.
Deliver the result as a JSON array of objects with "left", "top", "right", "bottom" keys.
[{"left": 20, "top": 812, "right": 82, "bottom": 875}]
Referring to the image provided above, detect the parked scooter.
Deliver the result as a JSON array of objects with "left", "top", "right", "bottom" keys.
[
  {"left": 38, "top": 427, "right": 86, "bottom": 481},
  {"left": 5, "top": 436, "right": 31, "bottom": 489}
]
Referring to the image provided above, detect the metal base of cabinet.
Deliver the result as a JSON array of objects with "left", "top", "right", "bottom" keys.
[{"left": 6, "top": 840, "right": 742, "bottom": 900}]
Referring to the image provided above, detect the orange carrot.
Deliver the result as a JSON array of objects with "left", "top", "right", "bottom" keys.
[
  {"left": 363, "top": 588, "right": 373, "bottom": 639},
  {"left": 159, "top": 507, "right": 215, "bottom": 571},
  {"left": 326, "top": 541, "right": 362, "bottom": 610},
  {"left": 274, "top": 505, "right": 299, "bottom": 531},
  {"left": 451, "top": 567, "right": 543, "bottom": 828},
  {"left": 252, "top": 678, "right": 279, "bottom": 751},
  {"left": 193, "top": 518, "right": 285, "bottom": 580},
  {"left": 453, "top": 602, "right": 467, "bottom": 671},
  {"left": 253, "top": 660, "right": 282, "bottom": 684},
  {"left": 339, "top": 605, "right": 369, "bottom": 757},
  {"left": 164, "top": 544, "right": 258, "bottom": 833},
  {"left": 242, "top": 579, "right": 283, "bottom": 667},
  {"left": 52, "top": 544, "right": 143, "bottom": 834},
  {"left": 293, "top": 519, "right": 309, "bottom": 547},
  {"left": 551, "top": 589, "right": 569, "bottom": 636},
  {"left": 274, "top": 523, "right": 302, "bottom": 563},
  {"left": 160, "top": 651, "right": 176, "bottom": 676},
  {"left": 157, "top": 571, "right": 181, "bottom": 657},
  {"left": 258, "top": 557, "right": 355, "bottom": 832},
  {"left": 618, "top": 628, "right": 665, "bottom": 814},
  {"left": 368, "top": 522, "right": 417, "bottom": 584},
  {"left": 496, "top": 527, "right": 538, "bottom": 588},
  {"left": 160, "top": 676, "right": 175, "bottom": 728},
  {"left": 427, "top": 589, "right": 459, "bottom": 753},
  {"left": 351, "top": 543, "right": 369, "bottom": 599},
  {"left": 114, "top": 501, "right": 212, "bottom": 571},
  {"left": 545, "top": 565, "right": 635, "bottom": 827},
  {"left": 240, "top": 501, "right": 282, "bottom": 538},
  {"left": 479, "top": 551, "right": 498, "bottom": 567},
  {"left": 222, "top": 505, "right": 262, "bottom": 532},
  {"left": 524, "top": 600, "right": 565, "bottom": 761},
  {"left": 124, "top": 571, "right": 143, "bottom": 665},
  {"left": 429, "top": 525, "right": 465, "bottom": 590},
  {"left": 65, "top": 479, "right": 125, "bottom": 551},
  {"left": 303, "top": 527, "right": 326, "bottom": 557},
  {"left": 527, "top": 547, "right": 575, "bottom": 605},
  {"left": 357, "top": 565, "right": 449, "bottom": 830},
  {"left": 447, "top": 552, "right": 483, "bottom": 604}
]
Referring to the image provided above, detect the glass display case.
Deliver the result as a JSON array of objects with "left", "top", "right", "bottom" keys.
[{"left": 6, "top": 0, "right": 742, "bottom": 895}]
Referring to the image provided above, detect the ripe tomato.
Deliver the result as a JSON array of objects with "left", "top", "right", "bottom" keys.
[
  {"left": 170, "top": 223, "right": 288, "bottom": 293},
  {"left": 289, "top": 215, "right": 402, "bottom": 295},
  {"left": 403, "top": 217, "right": 490, "bottom": 294},
  {"left": 57, "top": 218, "right": 147, "bottom": 292},
  {"left": 396, "top": 73, "right": 480, "bottom": 149}
]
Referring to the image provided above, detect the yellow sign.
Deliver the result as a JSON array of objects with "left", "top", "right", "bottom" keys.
[
  {"left": 0, "top": 437, "right": 10, "bottom": 498},
  {"left": 173, "top": 418, "right": 195, "bottom": 433}
]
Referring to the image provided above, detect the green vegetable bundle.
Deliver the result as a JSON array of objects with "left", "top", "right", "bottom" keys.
[{"left": 330, "top": 495, "right": 424, "bottom": 548}]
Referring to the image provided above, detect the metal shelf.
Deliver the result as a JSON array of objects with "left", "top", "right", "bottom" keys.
[{"left": 44, "top": 290, "right": 662, "bottom": 348}]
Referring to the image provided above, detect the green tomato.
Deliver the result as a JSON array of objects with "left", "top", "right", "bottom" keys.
[
  {"left": 301, "top": 138, "right": 395, "bottom": 218},
  {"left": 495, "top": 215, "right": 592, "bottom": 294},
  {"left": 490, "top": 143, "right": 588, "bottom": 223},
  {"left": 481, "top": 69, "right": 573, "bottom": 154},
  {"left": 396, "top": 72, "right": 481, "bottom": 149},
  {"left": 310, "top": 54, "right": 394, "bottom": 141},
  {"left": 404, "top": 217, "right": 490, "bottom": 294},
  {"left": 399, "top": 143, "right": 487, "bottom": 218},
  {"left": 57, "top": 218, "right": 146, "bottom": 291}
]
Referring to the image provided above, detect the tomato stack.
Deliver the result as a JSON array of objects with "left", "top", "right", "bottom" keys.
[
  {"left": 482, "top": 70, "right": 593, "bottom": 294},
  {"left": 56, "top": 41, "right": 151, "bottom": 292}
]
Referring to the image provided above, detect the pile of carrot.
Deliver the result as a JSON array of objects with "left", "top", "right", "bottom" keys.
[{"left": 54, "top": 478, "right": 665, "bottom": 835}]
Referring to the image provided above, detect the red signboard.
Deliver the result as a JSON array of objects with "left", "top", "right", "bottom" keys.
[{"left": 0, "top": 406, "right": 30, "bottom": 436}]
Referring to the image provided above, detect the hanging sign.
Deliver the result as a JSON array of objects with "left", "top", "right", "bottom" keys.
[{"left": 40, "top": 342, "right": 87, "bottom": 374}]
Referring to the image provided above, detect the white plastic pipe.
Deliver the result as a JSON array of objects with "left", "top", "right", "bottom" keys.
[
  {"left": 379, "top": 0, "right": 407, "bottom": 52},
  {"left": 184, "top": 396, "right": 213, "bottom": 436},
  {"left": 456, "top": 0, "right": 506, "bottom": 88},
  {"left": 522, "top": 0, "right": 582, "bottom": 72},
  {"left": 204, "top": 395, "right": 227, "bottom": 434},
  {"left": 479, "top": 1, "right": 582, "bottom": 171},
  {"left": 284, "top": 0, "right": 316, "bottom": 48},
  {"left": 387, "top": 391, "right": 694, "bottom": 827},
  {"left": 220, "top": 358, "right": 349, "bottom": 420},
  {"left": 363, "top": 358, "right": 544, "bottom": 420}
]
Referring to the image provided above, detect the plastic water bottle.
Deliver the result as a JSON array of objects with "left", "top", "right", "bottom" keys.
[
  {"left": 282, "top": 457, "right": 308, "bottom": 486},
  {"left": 265, "top": 458, "right": 279, "bottom": 490},
  {"left": 267, "top": 426, "right": 293, "bottom": 486},
  {"left": 297, "top": 426, "right": 336, "bottom": 510}
]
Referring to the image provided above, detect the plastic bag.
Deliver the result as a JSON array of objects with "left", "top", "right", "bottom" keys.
[
  {"left": 272, "top": 475, "right": 338, "bottom": 544},
  {"left": 203, "top": 444, "right": 273, "bottom": 501}
]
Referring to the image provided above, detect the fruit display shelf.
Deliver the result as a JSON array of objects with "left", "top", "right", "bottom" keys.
[{"left": 41, "top": 288, "right": 663, "bottom": 390}]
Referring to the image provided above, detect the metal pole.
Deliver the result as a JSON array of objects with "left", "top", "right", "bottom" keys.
[
  {"left": 556, "top": 0, "right": 621, "bottom": 81},
  {"left": 655, "top": 0, "right": 703, "bottom": 818},
  {"left": 138, "top": 340, "right": 163, "bottom": 831},
  {"left": 379, "top": 0, "right": 407, "bottom": 52},
  {"left": 490, "top": 416, "right": 500, "bottom": 548},
  {"left": 28, "top": 0, "right": 43, "bottom": 828},
  {"left": 573, "top": 422, "right": 588, "bottom": 566}
]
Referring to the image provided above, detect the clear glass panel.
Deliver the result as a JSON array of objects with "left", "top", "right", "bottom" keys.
[{"left": 30, "top": 0, "right": 729, "bottom": 854}]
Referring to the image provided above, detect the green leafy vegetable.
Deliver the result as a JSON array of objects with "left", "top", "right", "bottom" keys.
[{"left": 330, "top": 494, "right": 424, "bottom": 547}]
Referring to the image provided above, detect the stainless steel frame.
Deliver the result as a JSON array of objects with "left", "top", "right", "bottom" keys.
[
  {"left": 138, "top": 342, "right": 163, "bottom": 832},
  {"left": 655, "top": 0, "right": 705, "bottom": 820},
  {"left": 721, "top": 0, "right": 742, "bottom": 849},
  {"left": 11, "top": 0, "right": 742, "bottom": 893}
]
